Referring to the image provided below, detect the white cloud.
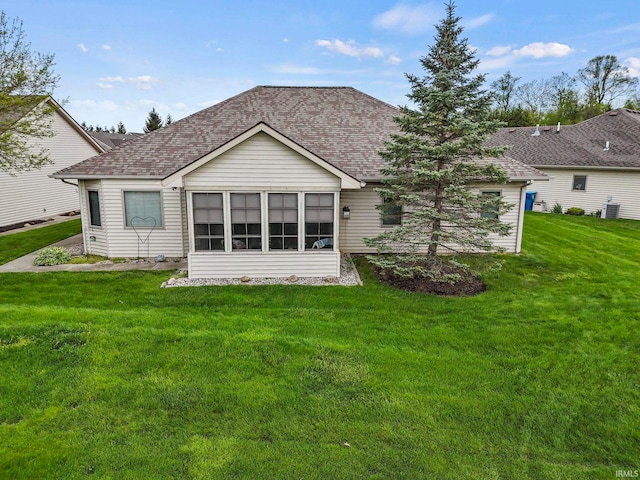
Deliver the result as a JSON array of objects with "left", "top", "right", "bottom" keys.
[
  {"left": 316, "top": 39, "right": 383, "bottom": 58},
  {"left": 512, "top": 42, "right": 573, "bottom": 58},
  {"left": 77, "top": 43, "right": 88, "bottom": 53},
  {"left": 129, "top": 75, "right": 159, "bottom": 90},
  {"left": 385, "top": 55, "right": 402, "bottom": 65},
  {"left": 100, "top": 76, "right": 125, "bottom": 83},
  {"left": 626, "top": 57, "right": 640, "bottom": 77},
  {"left": 465, "top": 13, "right": 494, "bottom": 29},
  {"left": 216, "top": 48, "right": 224, "bottom": 52},
  {"left": 70, "top": 99, "right": 119, "bottom": 111},
  {"left": 486, "top": 45, "right": 513, "bottom": 57},
  {"left": 172, "top": 102, "right": 188, "bottom": 111},
  {"left": 283, "top": 38, "right": 289, "bottom": 43},
  {"left": 97, "top": 83, "right": 114, "bottom": 89},
  {"left": 271, "top": 64, "right": 321, "bottom": 75},
  {"left": 102, "top": 44, "right": 112, "bottom": 51},
  {"left": 373, "top": 3, "right": 439, "bottom": 35}
]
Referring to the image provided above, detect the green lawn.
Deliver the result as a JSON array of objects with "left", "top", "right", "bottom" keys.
[
  {"left": 0, "top": 213, "right": 638, "bottom": 479},
  {"left": 0, "top": 219, "right": 81, "bottom": 265}
]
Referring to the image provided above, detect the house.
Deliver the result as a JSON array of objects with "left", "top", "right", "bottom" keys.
[
  {"left": 488, "top": 109, "right": 640, "bottom": 219},
  {"left": 0, "top": 97, "right": 105, "bottom": 228},
  {"left": 53, "top": 86, "right": 546, "bottom": 279},
  {"left": 89, "top": 132, "right": 143, "bottom": 151}
]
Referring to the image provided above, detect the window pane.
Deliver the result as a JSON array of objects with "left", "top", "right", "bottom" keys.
[
  {"left": 481, "top": 192, "right": 501, "bottom": 219},
  {"left": 125, "top": 191, "right": 162, "bottom": 227},
  {"left": 194, "top": 224, "right": 209, "bottom": 235},
  {"left": 88, "top": 191, "right": 101, "bottom": 227},
  {"left": 573, "top": 175, "right": 586, "bottom": 191},
  {"left": 284, "top": 237, "right": 298, "bottom": 249},
  {"left": 284, "top": 223, "right": 297, "bottom": 235},
  {"left": 268, "top": 193, "right": 298, "bottom": 252},
  {"left": 247, "top": 223, "right": 261, "bottom": 235}
]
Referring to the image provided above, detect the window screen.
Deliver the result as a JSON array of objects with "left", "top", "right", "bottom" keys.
[
  {"left": 269, "top": 193, "right": 298, "bottom": 250},
  {"left": 572, "top": 175, "right": 587, "bottom": 191},
  {"left": 231, "top": 193, "right": 261, "bottom": 250},
  {"left": 305, "top": 193, "right": 334, "bottom": 250},
  {"left": 124, "top": 191, "right": 162, "bottom": 227},
  {"left": 88, "top": 190, "right": 101, "bottom": 227},
  {"left": 193, "top": 193, "right": 224, "bottom": 251}
]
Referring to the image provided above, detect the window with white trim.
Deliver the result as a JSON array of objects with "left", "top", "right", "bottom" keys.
[
  {"left": 305, "top": 193, "right": 334, "bottom": 250},
  {"left": 480, "top": 191, "right": 501, "bottom": 219},
  {"left": 88, "top": 190, "right": 102, "bottom": 227},
  {"left": 193, "top": 193, "right": 224, "bottom": 251},
  {"left": 381, "top": 196, "right": 402, "bottom": 226},
  {"left": 231, "top": 193, "right": 261, "bottom": 250},
  {"left": 124, "top": 191, "right": 163, "bottom": 227},
  {"left": 269, "top": 193, "right": 298, "bottom": 250}
]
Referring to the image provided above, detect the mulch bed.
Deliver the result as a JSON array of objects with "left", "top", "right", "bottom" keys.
[
  {"left": 0, "top": 219, "right": 48, "bottom": 233},
  {"left": 374, "top": 263, "right": 486, "bottom": 296}
]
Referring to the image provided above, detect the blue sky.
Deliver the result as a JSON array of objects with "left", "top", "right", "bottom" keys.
[{"left": 4, "top": 0, "right": 640, "bottom": 131}]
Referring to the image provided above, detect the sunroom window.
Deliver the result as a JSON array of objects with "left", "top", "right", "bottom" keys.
[
  {"left": 231, "top": 193, "right": 261, "bottom": 250},
  {"left": 193, "top": 193, "right": 224, "bottom": 251},
  {"left": 269, "top": 193, "right": 298, "bottom": 250},
  {"left": 305, "top": 193, "right": 334, "bottom": 250}
]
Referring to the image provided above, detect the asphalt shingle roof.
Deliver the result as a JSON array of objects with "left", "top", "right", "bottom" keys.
[
  {"left": 55, "top": 86, "right": 545, "bottom": 182},
  {"left": 488, "top": 108, "right": 640, "bottom": 169}
]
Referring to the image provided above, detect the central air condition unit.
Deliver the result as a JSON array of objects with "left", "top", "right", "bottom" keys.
[{"left": 601, "top": 202, "right": 620, "bottom": 219}]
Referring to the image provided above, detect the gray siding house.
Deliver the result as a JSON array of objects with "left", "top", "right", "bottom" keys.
[{"left": 54, "top": 86, "right": 545, "bottom": 279}]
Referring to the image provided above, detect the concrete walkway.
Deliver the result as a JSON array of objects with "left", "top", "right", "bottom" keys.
[{"left": 0, "top": 232, "right": 187, "bottom": 273}]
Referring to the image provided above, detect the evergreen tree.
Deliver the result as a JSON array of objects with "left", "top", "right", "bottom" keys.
[
  {"left": 365, "top": 1, "right": 512, "bottom": 284},
  {"left": 143, "top": 107, "right": 163, "bottom": 133},
  {"left": 165, "top": 113, "right": 173, "bottom": 125},
  {"left": 117, "top": 121, "right": 127, "bottom": 134}
]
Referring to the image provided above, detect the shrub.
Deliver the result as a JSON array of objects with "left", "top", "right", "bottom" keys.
[
  {"left": 566, "top": 207, "right": 585, "bottom": 216},
  {"left": 33, "top": 246, "right": 71, "bottom": 266},
  {"left": 552, "top": 202, "right": 563, "bottom": 214}
]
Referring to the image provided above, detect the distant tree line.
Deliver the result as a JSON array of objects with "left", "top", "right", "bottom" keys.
[
  {"left": 81, "top": 121, "right": 127, "bottom": 134},
  {"left": 143, "top": 108, "right": 173, "bottom": 133},
  {"left": 490, "top": 55, "right": 639, "bottom": 126}
]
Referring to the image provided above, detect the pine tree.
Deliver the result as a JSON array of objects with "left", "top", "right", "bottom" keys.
[
  {"left": 117, "top": 121, "right": 126, "bottom": 134},
  {"left": 364, "top": 1, "right": 512, "bottom": 285},
  {"left": 165, "top": 113, "right": 173, "bottom": 125},
  {"left": 143, "top": 107, "right": 163, "bottom": 133}
]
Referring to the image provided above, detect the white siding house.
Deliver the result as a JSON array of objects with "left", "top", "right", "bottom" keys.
[
  {"left": 488, "top": 109, "right": 640, "bottom": 220},
  {"left": 56, "top": 86, "right": 545, "bottom": 279},
  {"left": 0, "top": 100, "right": 104, "bottom": 228}
]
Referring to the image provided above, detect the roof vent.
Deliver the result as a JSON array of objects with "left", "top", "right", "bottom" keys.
[
  {"left": 531, "top": 124, "right": 540, "bottom": 137},
  {"left": 609, "top": 111, "right": 618, "bottom": 116},
  {"left": 604, "top": 141, "right": 610, "bottom": 151},
  {"left": 556, "top": 122, "right": 561, "bottom": 133},
  {"left": 508, "top": 128, "right": 516, "bottom": 133}
]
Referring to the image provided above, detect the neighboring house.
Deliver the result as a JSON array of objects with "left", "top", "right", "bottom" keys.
[
  {"left": 89, "top": 132, "right": 143, "bottom": 151},
  {"left": 53, "top": 86, "right": 545, "bottom": 279},
  {"left": 0, "top": 97, "right": 105, "bottom": 228},
  {"left": 488, "top": 109, "right": 640, "bottom": 219}
]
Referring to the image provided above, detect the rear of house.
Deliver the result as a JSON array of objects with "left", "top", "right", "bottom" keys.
[
  {"left": 489, "top": 109, "right": 640, "bottom": 220},
  {"left": 55, "top": 86, "right": 545, "bottom": 279}
]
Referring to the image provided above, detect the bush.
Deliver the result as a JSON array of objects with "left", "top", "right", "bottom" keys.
[
  {"left": 33, "top": 246, "right": 71, "bottom": 266},
  {"left": 552, "top": 202, "right": 563, "bottom": 214},
  {"left": 566, "top": 207, "right": 585, "bottom": 216}
]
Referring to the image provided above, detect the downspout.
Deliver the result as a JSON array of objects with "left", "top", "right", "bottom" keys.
[
  {"left": 515, "top": 180, "right": 532, "bottom": 253},
  {"left": 60, "top": 178, "right": 78, "bottom": 188}
]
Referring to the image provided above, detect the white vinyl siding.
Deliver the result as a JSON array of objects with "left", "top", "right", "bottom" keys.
[
  {"left": 91, "top": 179, "right": 185, "bottom": 258},
  {"left": 188, "top": 251, "right": 340, "bottom": 279},
  {"left": 339, "top": 184, "right": 522, "bottom": 254},
  {"left": 529, "top": 168, "right": 640, "bottom": 220},
  {"left": 183, "top": 132, "right": 340, "bottom": 190},
  {"left": 79, "top": 180, "right": 108, "bottom": 256},
  {"left": 0, "top": 109, "right": 101, "bottom": 227}
]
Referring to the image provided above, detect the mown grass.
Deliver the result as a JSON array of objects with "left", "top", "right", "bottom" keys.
[
  {"left": 0, "top": 219, "right": 81, "bottom": 265},
  {"left": 0, "top": 213, "right": 638, "bottom": 479}
]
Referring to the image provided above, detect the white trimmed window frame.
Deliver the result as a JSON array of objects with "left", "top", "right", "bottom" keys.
[{"left": 188, "top": 190, "right": 339, "bottom": 253}]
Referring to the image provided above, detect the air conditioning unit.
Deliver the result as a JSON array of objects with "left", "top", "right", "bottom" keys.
[{"left": 601, "top": 202, "right": 620, "bottom": 219}]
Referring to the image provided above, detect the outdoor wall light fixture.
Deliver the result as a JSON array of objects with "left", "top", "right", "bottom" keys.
[{"left": 342, "top": 206, "right": 351, "bottom": 219}]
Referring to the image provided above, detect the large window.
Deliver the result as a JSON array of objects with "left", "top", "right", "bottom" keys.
[
  {"left": 231, "top": 193, "right": 261, "bottom": 250},
  {"left": 305, "top": 193, "right": 334, "bottom": 250},
  {"left": 193, "top": 193, "right": 224, "bottom": 251},
  {"left": 481, "top": 191, "right": 501, "bottom": 219},
  {"left": 572, "top": 175, "right": 587, "bottom": 191},
  {"left": 269, "top": 193, "right": 298, "bottom": 250},
  {"left": 124, "top": 191, "right": 163, "bottom": 227},
  {"left": 88, "top": 190, "right": 101, "bottom": 227}
]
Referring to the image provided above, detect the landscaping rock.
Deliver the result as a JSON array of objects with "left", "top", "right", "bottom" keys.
[{"left": 241, "top": 275, "right": 251, "bottom": 283}]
